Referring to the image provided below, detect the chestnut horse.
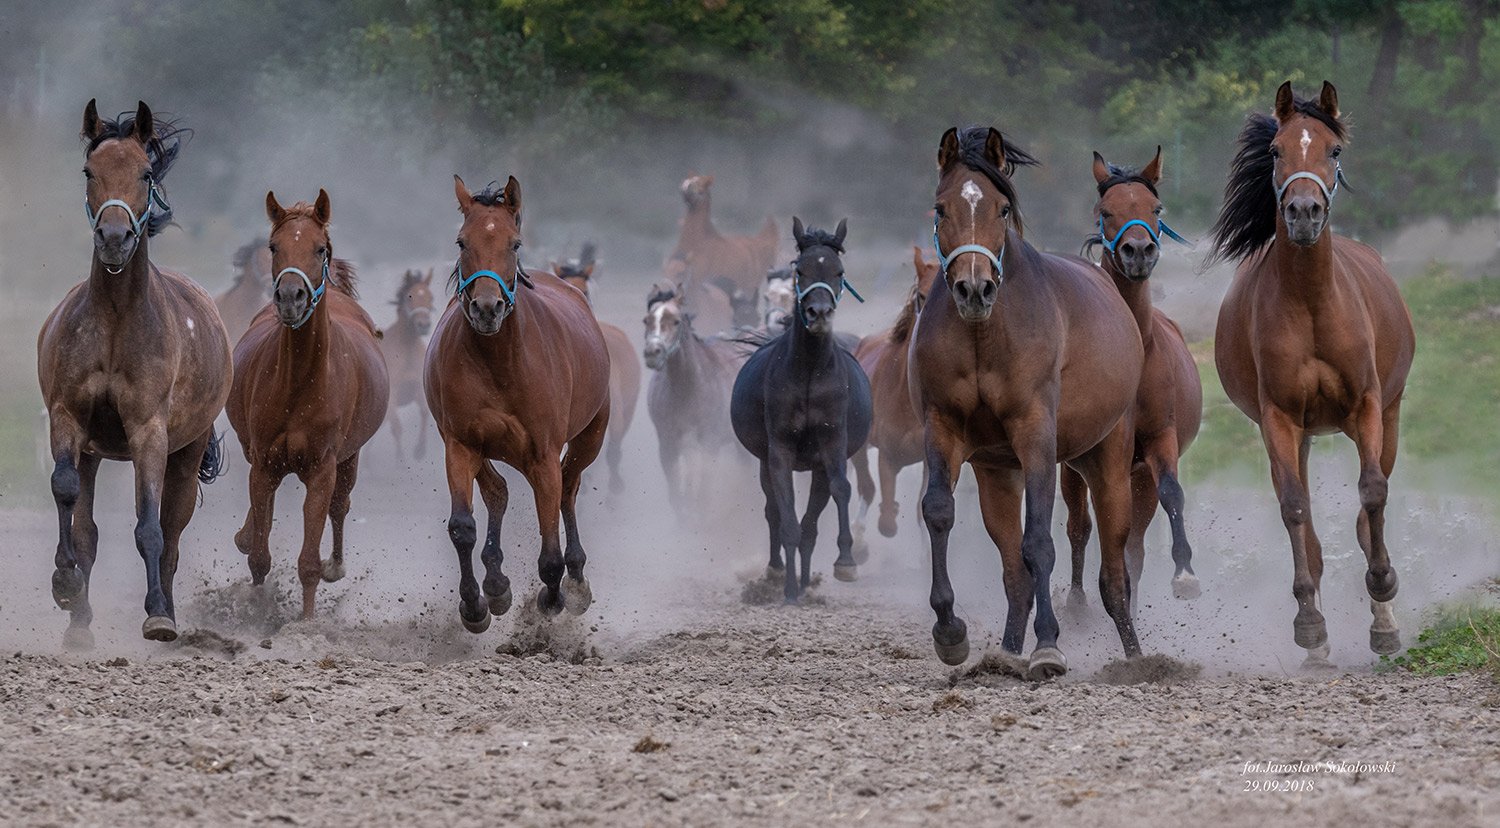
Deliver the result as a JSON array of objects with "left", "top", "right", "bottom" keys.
[
  {"left": 663, "top": 250, "right": 737, "bottom": 335},
  {"left": 426, "top": 175, "right": 611, "bottom": 630},
  {"left": 1209, "top": 81, "right": 1415, "bottom": 664},
  {"left": 380, "top": 268, "right": 436, "bottom": 460},
  {"left": 670, "top": 174, "right": 778, "bottom": 326},
  {"left": 556, "top": 243, "right": 643, "bottom": 491},
  {"left": 852, "top": 246, "right": 941, "bottom": 539},
  {"left": 1062, "top": 148, "right": 1203, "bottom": 611},
  {"left": 214, "top": 237, "right": 271, "bottom": 345},
  {"left": 913, "top": 127, "right": 1144, "bottom": 677},
  {"left": 228, "top": 190, "right": 390, "bottom": 619},
  {"left": 38, "top": 100, "right": 230, "bottom": 646}
]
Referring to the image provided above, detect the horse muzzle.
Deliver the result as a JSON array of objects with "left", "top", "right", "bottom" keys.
[
  {"left": 1114, "top": 237, "right": 1159, "bottom": 281},
  {"left": 412, "top": 312, "right": 433, "bottom": 336},
  {"left": 949, "top": 277, "right": 997, "bottom": 322},
  {"left": 93, "top": 223, "right": 138, "bottom": 271},
  {"left": 643, "top": 338, "right": 671, "bottom": 370},
  {"left": 1283, "top": 195, "right": 1327, "bottom": 246},
  {"left": 802, "top": 305, "right": 834, "bottom": 335}
]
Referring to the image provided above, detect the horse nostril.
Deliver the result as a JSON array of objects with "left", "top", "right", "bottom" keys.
[
  {"left": 980, "top": 280, "right": 997, "bottom": 303},
  {"left": 953, "top": 281, "right": 972, "bottom": 302}
]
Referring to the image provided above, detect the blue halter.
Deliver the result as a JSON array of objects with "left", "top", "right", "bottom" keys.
[
  {"left": 273, "top": 254, "right": 330, "bottom": 330},
  {"left": 455, "top": 260, "right": 522, "bottom": 312},
  {"left": 932, "top": 219, "right": 1004, "bottom": 280},
  {"left": 1097, "top": 216, "right": 1190, "bottom": 256},
  {"left": 794, "top": 269, "right": 864, "bottom": 306},
  {"left": 84, "top": 178, "right": 170, "bottom": 239},
  {"left": 1274, "top": 161, "right": 1348, "bottom": 209}
]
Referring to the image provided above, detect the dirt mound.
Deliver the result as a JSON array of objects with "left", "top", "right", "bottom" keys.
[{"left": 1094, "top": 653, "right": 1204, "bottom": 685}]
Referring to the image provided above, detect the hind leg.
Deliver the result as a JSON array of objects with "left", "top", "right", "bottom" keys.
[
  {"left": 559, "top": 406, "right": 608, "bottom": 615},
  {"left": 828, "top": 452, "right": 859, "bottom": 582},
  {"left": 876, "top": 450, "right": 902, "bottom": 539},
  {"left": 1075, "top": 420, "right": 1143, "bottom": 665},
  {"left": 1143, "top": 429, "right": 1198, "bottom": 600},
  {"left": 158, "top": 432, "right": 211, "bottom": 628},
  {"left": 322, "top": 453, "right": 359, "bottom": 584},
  {"left": 476, "top": 462, "right": 512, "bottom": 616},
  {"left": 1060, "top": 464, "right": 1091, "bottom": 612},
  {"left": 414, "top": 396, "right": 430, "bottom": 461},
  {"left": 387, "top": 401, "right": 405, "bottom": 460},
  {"left": 63, "top": 454, "right": 101, "bottom": 649},
  {"left": 972, "top": 464, "right": 1026, "bottom": 654},
  {"left": 1352, "top": 397, "right": 1402, "bottom": 654},
  {"left": 1124, "top": 464, "right": 1157, "bottom": 616},
  {"left": 798, "top": 469, "right": 832, "bottom": 590},
  {"left": 850, "top": 445, "right": 874, "bottom": 559}
]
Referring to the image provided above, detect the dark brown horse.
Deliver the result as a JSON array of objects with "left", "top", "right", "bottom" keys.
[
  {"left": 227, "top": 190, "right": 390, "bottom": 619},
  {"left": 556, "top": 243, "right": 643, "bottom": 491},
  {"left": 1062, "top": 148, "right": 1203, "bottom": 612},
  {"left": 214, "top": 237, "right": 271, "bottom": 345},
  {"left": 426, "top": 175, "right": 611, "bottom": 630},
  {"left": 670, "top": 174, "right": 779, "bottom": 326},
  {"left": 1209, "top": 81, "right": 1415, "bottom": 664},
  {"left": 380, "top": 268, "right": 436, "bottom": 460},
  {"left": 913, "top": 127, "right": 1144, "bottom": 677},
  {"left": 852, "top": 246, "right": 941, "bottom": 539},
  {"left": 38, "top": 100, "right": 231, "bottom": 646}
]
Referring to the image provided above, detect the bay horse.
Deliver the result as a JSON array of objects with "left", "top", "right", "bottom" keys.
[
  {"left": 731, "top": 218, "right": 872, "bottom": 601},
  {"left": 227, "top": 189, "right": 390, "bottom": 619},
  {"left": 671, "top": 174, "right": 779, "bottom": 326},
  {"left": 426, "top": 175, "right": 611, "bottom": 630},
  {"left": 642, "top": 281, "right": 746, "bottom": 516},
  {"left": 913, "top": 127, "right": 1144, "bottom": 677},
  {"left": 214, "top": 237, "right": 271, "bottom": 345},
  {"left": 380, "top": 268, "right": 436, "bottom": 460},
  {"left": 37, "top": 100, "right": 231, "bottom": 646},
  {"left": 663, "top": 250, "right": 736, "bottom": 335},
  {"left": 1062, "top": 148, "right": 1203, "bottom": 611},
  {"left": 1209, "top": 81, "right": 1415, "bottom": 664},
  {"left": 556, "top": 243, "right": 643, "bottom": 492},
  {"left": 851, "top": 246, "right": 941, "bottom": 539}
]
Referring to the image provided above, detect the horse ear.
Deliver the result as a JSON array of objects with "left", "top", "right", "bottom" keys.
[
  {"left": 1142, "top": 145, "right": 1163, "bottom": 186},
  {"left": 1318, "top": 80, "right": 1339, "bottom": 120},
  {"left": 131, "top": 101, "right": 153, "bottom": 144},
  {"left": 983, "top": 128, "right": 1006, "bottom": 170},
  {"left": 425, "top": 267, "right": 434, "bottom": 285},
  {"left": 82, "top": 99, "right": 102, "bottom": 142},
  {"left": 1274, "top": 80, "right": 1295, "bottom": 122},
  {"left": 938, "top": 127, "right": 959, "bottom": 171},
  {"left": 550, "top": 261, "right": 562, "bottom": 274},
  {"left": 1091, "top": 151, "right": 1110, "bottom": 185},
  {"left": 265, "top": 190, "right": 285, "bottom": 225},
  {"left": 453, "top": 174, "right": 472, "bottom": 213},
  {"left": 581, "top": 262, "right": 596, "bottom": 278},
  {"left": 834, "top": 218, "right": 848, "bottom": 248},
  {"left": 912, "top": 245, "right": 925, "bottom": 273},
  {"left": 702, "top": 175, "right": 713, "bottom": 189},
  {"left": 503, "top": 175, "right": 522, "bottom": 223},
  {"left": 792, "top": 216, "right": 805, "bottom": 247},
  {"left": 314, "top": 188, "right": 332, "bottom": 224}
]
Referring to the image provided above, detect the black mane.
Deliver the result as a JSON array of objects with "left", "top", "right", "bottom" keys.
[
  {"left": 952, "top": 127, "right": 1039, "bottom": 235},
  {"left": 1208, "top": 98, "right": 1349, "bottom": 264},
  {"left": 557, "top": 241, "right": 598, "bottom": 278},
  {"left": 82, "top": 110, "right": 191, "bottom": 238},
  {"left": 471, "top": 182, "right": 509, "bottom": 207}
]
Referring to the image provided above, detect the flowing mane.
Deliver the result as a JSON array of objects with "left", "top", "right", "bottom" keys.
[
  {"left": 81, "top": 110, "right": 191, "bottom": 237},
  {"left": 951, "top": 126, "right": 1040, "bottom": 237}
]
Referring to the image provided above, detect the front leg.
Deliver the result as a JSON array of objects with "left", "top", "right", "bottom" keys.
[
  {"left": 921, "top": 418, "right": 968, "bottom": 665},
  {"left": 766, "top": 443, "right": 802, "bottom": 603},
  {"left": 128, "top": 419, "right": 174, "bottom": 640},
  {"left": 1013, "top": 413, "right": 1065, "bottom": 677},
  {"left": 476, "top": 461, "right": 512, "bottom": 616},
  {"left": 443, "top": 437, "right": 489, "bottom": 633},
  {"left": 523, "top": 453, "right": 567, "bottom": 616},
  {"left": 758, "top": 460, "right": 784, "bottom": 578},
  {"left": 828, "top": 451, "right": 858, "bottom": 582},
  {"left": 295, "top": 458, "right": 338, "bottom": 620},
  {"left": 47, "top": 414, "right": 87, "bottom": 613}
]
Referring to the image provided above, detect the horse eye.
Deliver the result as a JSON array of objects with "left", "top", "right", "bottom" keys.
[
  {"left": 1269, "top": 146, "right": 1280, "bottom": 158},
  {"left": 933, "top": 205, "right": 945, "bottom": 218},
  {"left": 1332, "top": 146, "right": 1342, "bottom": 158},
  {"left": 1153, "top": 205, "right": 1164, "bottom": 215},
  {"left": 512, "top": 241, "right": 522, "bottom": 252},
  {"left": 455, "top": 238, "right": 465, "bottom": 249},
  {"left": 82, "top": 169, "right": 93, "bottom": 179},
  {"left": 1000, "top": 205, "right": 1012, "bottom": 219}
]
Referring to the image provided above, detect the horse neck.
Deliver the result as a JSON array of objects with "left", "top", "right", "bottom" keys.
[
  {"left": 387, "top": 309, "right": 418, "bottom": 343},
  {"left": 275, "top": 297, "right": 336, "bottom": 384},
  {"left": 88, "top": 236, "right": 157, "bottom": 312},
  {"left": 1271, "top": 219, "right": 1336, "bottom": 304},
  {"left": 788, "top": 310, "right": 838, "bottom": 377},
  {"left": 681, "top": 199, "right": 719, "bottom": 242},
  {"left": 665, "top": 323, "right": 713, "bottom": 381},
  {"left": 1101, "top": 257, "right": 1155, "bottom": 346}
]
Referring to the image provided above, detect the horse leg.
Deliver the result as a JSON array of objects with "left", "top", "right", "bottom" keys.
[
  {"left": 876, "top": 449, "right": 901, "bottom": 539},
  {"left": 1351, "top": 395, "right": 1402, "bottom": 655},
  {"left": 128, "top": 422, "right": 175, "bottom": 641},
  {"left": 972, "top": 465, "right": 1026, "bottom": 657},
  {"left": 1059, "top": 464, "right": 1091, "bottom": 612},
  {"left": 658, "top": 433, "right": 686, "bottom": 522},
  {"left": 759, "top": 460, "right": 784, "bottom": 580},
  {"left": 559, "top": 406, "right": 608, "bottom": 615},
  {"left": 767, "top": 445, "right": 802, "bottom": 604},
  {"left": 239, "top": 462, "right": 281, "bottom": 586},
  {"left": 414, "top": 395, "right": 430, "bottom": 461},
  {"left": 476, "top": 461, "right": 512, "bottom": 616},
  {"left": 1144, "top": 429, "right": 1198, "bottom": 599},
  {"left": 921, "top": 422, "right": 968, "bottom": 664},
  {"left": 1260, "top": 408, "right": 1325, "bottom": 660},
  {"left": 158, "top": 433, "right": 211, "bottom": 627},
  {"left": 849, "top": 445, "right": 873, "bottom": 564},
  {"left": 605, "top": 416, "right": 625, "bottom": 495},
  {"left": 323, "top": 453, "right": 359, "bottom": 584},
  {"left": 1015, "top": 422, "right": 1067, "bottom": 678},
  {"left": 828, "top": 452, "right": 859, "bottom": 582},
  {"left": 443, "top": 438, "right": 489, "bottom": 633},
  {"left": 62, "top": 453, "right": 101, "bottom": 650},
  {"left": 1077, "top": 421, "right": 1143, "bottom": 664},
  {"left": 387, "top": 399, "right": 405, "bottom": 460},
  {"left": 47, "top": 417, "right": 87, "bottom": 615},
  {"left": 524, "top": 455, "right": 568, "bottom": 617},
  {"left": 800, "top": 469, "right": 832, "bottom": 587},
  {"left": 294, "top": 458, "right": 337, "bottom": 620},
  {"left": 1124, "top": 465, "right": 1156, "bottom": 616}
]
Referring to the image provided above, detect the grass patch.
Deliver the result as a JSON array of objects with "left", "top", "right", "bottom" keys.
[{"left": 1385, "top": 603, "right": 1500, "bottom": 677}]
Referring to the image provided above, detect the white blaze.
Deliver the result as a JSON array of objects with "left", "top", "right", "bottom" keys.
[
  {"left": 960, "top": 179, "right": 984, "bottom": 281},
  {"left": 1299, "top": 129, "right": 1311, "bottom": 160}
]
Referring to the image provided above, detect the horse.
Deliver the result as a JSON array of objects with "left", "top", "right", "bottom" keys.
[
  {"left": 556, "top": 243, "right": 643, "bottom": 492},
  {"left": 643, "top": 281, "right": 747, "bottom": 516},
  {"left": 851, "top": 246, "right": 941, "bottom": 539},
  {"left": 1062, "top": 148, "right": 1204, "bottom": 612},
  {"left": 380, "top": 268, "right": 436, "bottom": 460},
  {"left": 214, "top": 237, "right": 271, "bottom": 345},
  {"left": 227, "top": 189, "right": 390, "bottom": 620},
  {"left": 912, "top": 127, "right": 1144, "bottom": 677},
  {"left": 426, "top": 175, "right": 611, "bottom": 630},
  {"left": 37, "top": 100, "right": 231, "bottom": 647},
  {"left": 670, "top": 174, "right": 779, "bottom": 326},
  {"left": 1208, "top": 81, "right": 1415, "bottom": 665},
  {"left": 731, "top": 218, "right": 873, "bottom": 602},
  {"left": 663, "top": 249, "right": 736, "bottom": 335},
  {"left": 762, "top": 267, "right": 795, "bottom": 333}
]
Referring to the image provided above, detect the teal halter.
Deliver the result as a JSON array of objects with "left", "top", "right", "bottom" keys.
[
  {"left": 84, "top": 178, "right": 169, "bottom": 239},
  {"left": 1274, "top": 161, "right": 1347, "bottom": 209},
  {"left": 794, "top": 269, "right": 864, "bottom": 306},
  {"left": 273, "top": 254, "right": 330, "bottom": 330},
  {"left": 1097, "top": 217, "right": 1190, "bottom": 256},
  {"left": 455, "top": 258, "right": 524, "bottom": 326},
  {"left": 932, "top": 218, "right": 1004, "bottom": 279}
]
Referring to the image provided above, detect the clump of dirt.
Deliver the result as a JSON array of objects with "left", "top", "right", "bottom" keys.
[
  {"left": 1094, "top": 654, "right": 1203, "bottom": 685},
  {"left": 632, "top": 734, "right": 670, "bottom": 753},
  {"left": 493, "top": 595, "right": 600, "bottom": 665},
  {"left": 952, "top": 650, "right": 1027, "bottom": 687},
  {"left": 739, "top": 572, "right": 825, "bottom": 606},
  {"left": 931, "top": 690, "right": 974, "bottom": 713},
  {"left": 172, "top": 629, "right": 247, "bottom": 658},
  {"left": 183, "top": 578, "right": 296, "bottom": 637}
]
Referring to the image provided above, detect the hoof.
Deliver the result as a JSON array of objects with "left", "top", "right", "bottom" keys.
[
  {"left": 461, "top": 610, "right": 491, "bottom": 634},
  {"left": 1171, "top": 572, "right": 1201, "bottom": 600},
  {"left": 1293, "top": 612, "right": 1328, "bottom": 650},
  {"left": 1301, "top": 644, "right": 1335, "bottom": 672},
  {"left": 320, "top": 558, "right": 346, "bottom": 583},
  {"left": 62, "top": 626, "right": 95, "bottom": 651},
  {"left": 562, "top": 576, "right": 593, "bottom": 616},
  {"left": 1065, "top": 585, "right": 1088, "bottom": 611},
  {"left": 877, "top": 513, "right": 898, "bottom": 539},
  {"left": 487, "top": 586, "right": 513, "bottom": 617},
  {"left": 764, "top": 565, "right": 785, "bottom": 583},
  {"left": 142, "top": 615, "right": 178, "bottom": 642},
  {"left": 851, "top": 537, "right": 870, "bottom": 566},
  {"left": 932, "top": 620, "right": 970, "bottom": 666},
  {"left": 833, "top": 562, "right": 858, "bottom": 582},
  {"left": 1370, "top": 627, "right": 1402, "bottom": 656},
  {"left": 51, "top": 567, "right": 85, "bottom": 611},
  {"left": 536, "top": 586, "right": 564, "bottom": 618},
  {"left": 1027, "top": 647, "right": 1068, "bottom": 681}
]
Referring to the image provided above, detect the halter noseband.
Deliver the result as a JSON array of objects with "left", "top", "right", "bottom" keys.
[
  {"left": 85, "top": 178, "right": 170, "bottom": 272},
  {"left": 455, "top": 259, "right": 525, "bottom": 324},
  {"left": 273, "top": 254, "right": 331, "bottom": 330},
  {"left": 1097, "top": 217, "right": 1190, "bottom": 260},
  {"left": 793, "top": 265, "right": 864, "bottom": 307},
  {"left": 1274, "top": 161, "right": 1348, "bottom": 209},
  {"left": 932, "top": 218, "right": 1004, "bottom": 280}
]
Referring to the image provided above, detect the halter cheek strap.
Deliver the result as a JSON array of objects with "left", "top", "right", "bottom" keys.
[
  {"left": 1274, "top": 162, "right": 1347, "bottom": 208},
  {"left": 932, "top": 219, "right": 1004, "bottom": 279},
  {"left": 795, "top": 276, "right": 865, "bottom": 305},
  {"left": 273, "top": 255, "right": 330, "bottom": 330}
]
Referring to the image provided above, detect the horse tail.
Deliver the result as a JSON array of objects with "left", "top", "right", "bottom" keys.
[{"left": 198, "top": 427, "right": 227, "bottom": 485}]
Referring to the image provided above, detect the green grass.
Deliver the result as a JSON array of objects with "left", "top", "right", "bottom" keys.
[{"left": 1384, "top": 602, "right": 1500, "bottom": 677}]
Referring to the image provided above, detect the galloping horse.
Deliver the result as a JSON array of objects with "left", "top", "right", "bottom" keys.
[
  {"left": 426, "top": 175, "right": 611, "bottom": 630},
  {"left": 663, "top": 253, "right": 736, "bottom": 335},
  {"left": 1209, "top": 81, "right": 1415, "bottom": 664},
  {"left": 762, "top": 267, "right": 795, "bottom": 333},
  {"left": 1062, "top": 149, "right": 1203, "bottom": 610},
  {"left": 380, "top": 268, "right": 436, "bottom": 460},
  {"left": 670, "top": 174, "right": 778, "bottom": 326},
  {"left": 228, "top": 190, "right": 390, "bottom": 619},
  {"left": 913, "top": 127, "right": 1143, "bottom": 677},
  {"left": 214, "top": 237, "right": 271, "bottom": 345},
  {"left": 643, "top": 282, "right": 746, "bottom": 516},
  {"left": 731, "top": 218, "right": 872, "bottom": 601},
  {"left": 852, "top": 246, "right": 941, "bottom": 539},
  {"left": 38, "top": 100, "right": 230, "bottom": 646},
  {"left": 556, "top": 243, "right": 643, "bottom": 492}
]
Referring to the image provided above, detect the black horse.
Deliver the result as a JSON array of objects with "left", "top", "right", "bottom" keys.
[{"left": 731, "top": 218, "right": 873, "bottom": 603}]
